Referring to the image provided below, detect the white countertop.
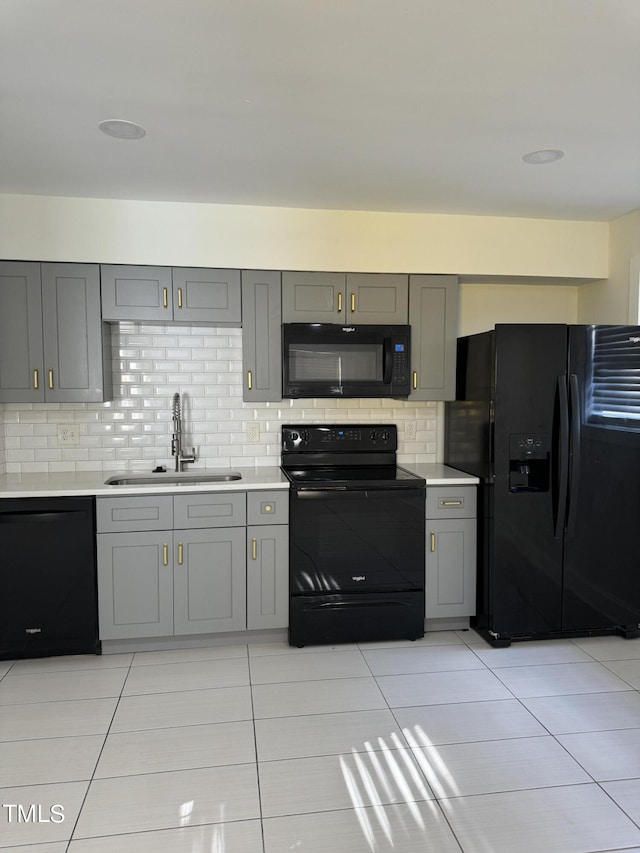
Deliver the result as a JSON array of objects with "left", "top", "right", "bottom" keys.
[
  {"left": 0, "top": 463, "right": 477, "bottom": 498},
  {"left": 402, "top": 463, "right": 480, "bottom": 485},
  {"left": 0, "top": 466, "right": 290, "bottom": 498}
]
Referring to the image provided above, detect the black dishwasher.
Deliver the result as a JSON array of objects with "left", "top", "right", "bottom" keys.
[{"left": 0, "top": 497, "right": 100, "bottom": 660}]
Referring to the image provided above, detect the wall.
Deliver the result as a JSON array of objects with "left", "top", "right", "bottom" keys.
[
  {"left": 459, "top": 283, "right": 579, "bottom": 336},
  {"left": 0, "top": 194, "right": 608, "bottom": 278},
  {"left": 578, "top": 210, "right": 640, "bottom": 324},
  {"left": 1, "top": 325, "right": 438, "bottom": 475}
]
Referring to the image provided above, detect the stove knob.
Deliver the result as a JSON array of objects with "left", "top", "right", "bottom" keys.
[
  {"left": 369, "top": 429, "right": 378, "bottom": 442},
  {"left": 301, "top": 430, "right": 311, "bottom": 443},
  {"left": 289, "top": 432, "right": 299, "bottom": 442},
  {"left": 381, "top": 430, "right": 391, "bottom": 442}
]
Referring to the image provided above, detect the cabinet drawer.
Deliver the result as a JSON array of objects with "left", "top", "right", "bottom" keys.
[
  {"left": 426, "top": 486, "right": 476, "bottom": 519},
  {"left": 247, "top": 490, "right": 289, "bottom": 525},
  {"left": 96, "top": 496, "right": 173, "bottom": 532},
  {"left": 173, "top": 492, "right": 246, "bottom": 529}
]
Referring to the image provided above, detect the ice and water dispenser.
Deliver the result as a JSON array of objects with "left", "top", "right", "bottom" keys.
[{"left": 508, "top": 434, "right": 550, "bottom": 492}]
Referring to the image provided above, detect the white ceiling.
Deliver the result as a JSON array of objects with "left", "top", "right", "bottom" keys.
[{"left": 2, "top": 0, "right": 640, "bottom": 221}]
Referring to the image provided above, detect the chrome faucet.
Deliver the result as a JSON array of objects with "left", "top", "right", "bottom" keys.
[{"left": 171, "top": 392, "right": 197, "bottom": 472}]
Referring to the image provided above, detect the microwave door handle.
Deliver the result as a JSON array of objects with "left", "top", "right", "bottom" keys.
[{"left": 383, "top": 339, "right": 393, "bottom": 384}]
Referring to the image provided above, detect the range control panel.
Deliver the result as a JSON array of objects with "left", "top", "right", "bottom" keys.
[{"left": 282, "top": 424, "right": 397, "bottom": 452}]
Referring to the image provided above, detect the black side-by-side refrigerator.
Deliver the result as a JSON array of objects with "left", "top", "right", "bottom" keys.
[{"left": 445, "top": 324, "right": 640, "bottom": 646}]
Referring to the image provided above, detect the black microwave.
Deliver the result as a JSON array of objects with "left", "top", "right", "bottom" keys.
[{"left": 282, "top": 323, "right": 411, "bottom": 398}]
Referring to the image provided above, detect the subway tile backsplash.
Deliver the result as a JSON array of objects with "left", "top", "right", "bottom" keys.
[{"left": 0, "top": 325, "right": 439, "bottom": 475}]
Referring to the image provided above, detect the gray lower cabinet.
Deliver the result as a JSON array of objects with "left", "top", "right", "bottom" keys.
[
  {"left": 0, "top": 261, "right": 112, "bottom": 403},
  {"left": 282, "top": 271, "right": 409, "bottom": 324},
  {"left": 425, "top": 485, "right": 477, "bottom": 619},
  {"left": 97, "top": 530, "right": 174, "bottom": 640},
  {"left": 246, "top": 490, "right": 289, "bottom": 629},
  {"left": 241, "top": 270, "right": 282, "bottom": 402},
  {"left": 409, "top": 274, "right": 459, "bottom": 401},
  {"left": 101, "top": 264, "right": 241, "bottom": 324},
  {"left": 173, "top": 527, "right": 246, "bottom": 634},
  {"left": 96, "top": 490, "right": 289, "bottom": 641}
]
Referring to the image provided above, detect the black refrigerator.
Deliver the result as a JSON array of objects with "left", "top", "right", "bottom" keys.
[{"left": 445, "top": 324, "right": 640, "bottom": 646}]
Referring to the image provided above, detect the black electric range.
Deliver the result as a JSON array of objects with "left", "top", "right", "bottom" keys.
[{"left": 281, "top": 424, "right": 426, "bottom": 646}]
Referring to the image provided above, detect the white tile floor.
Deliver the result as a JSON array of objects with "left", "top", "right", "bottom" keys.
[{"left": 2, "top": 631, "right": 640, "bottom": 852}]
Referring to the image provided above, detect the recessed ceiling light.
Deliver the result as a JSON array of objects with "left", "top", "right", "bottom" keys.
[
  {"left": 98, "top": 119, "right": 146, "bottom": 140},
  {"left": 522, "top": 148, "right": 565, "bottom": 165}
]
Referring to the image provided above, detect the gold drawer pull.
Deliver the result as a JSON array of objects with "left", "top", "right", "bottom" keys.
[
  {"left": 48, "top": 369, "right": 54, "bottom": 390},
  {"left": 247, "top": 370, "right": 253, "bottom": 390},
  {"left": 412, "top": 371, "right": 417, "bottom": 390},
  {"left": 177, "top": 542, "right": 183, "bottom": 565},
  {"left": 33, "top": 369, "right": 39, "bottom": 390},
  {"left": 162, "top": 287, "right": 168, "bottom": 309},
  {"left": 177, "top": 287, "right": 183, "bottom": 309},
  {"left": 264, "top": 504, "right": 272, "bottom": 513},
  {"left": 162, "top": 543, "right": 169, "bottom": 566},
  {"left": 337, "top": 292, "right": 342, "bottom": 313},
  {"left": 440, "top": 500, "right": 463, "bottom": 507},
  {"left": 350, "top": 292, "right": 355, "bottom": 312},
  {"left": 251, "top": 537, "right": 257, "bottom": 560},
  {"left": 430, "top": 531, "right": 436, "bottom": 552}
]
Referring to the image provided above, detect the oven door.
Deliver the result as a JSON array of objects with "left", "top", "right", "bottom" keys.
[
  {"left": 289, "top": 485, "right": 425, "bottom": 594},
  {"left": 282, "top": 324, "right": 410, "bottom": 398}
]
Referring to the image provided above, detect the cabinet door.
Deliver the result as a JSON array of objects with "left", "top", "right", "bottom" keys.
[
  {"left": 41, "top": 263, "right": 110, "bottom": 403},
  {"left": 101, "top": 264, "right": 173, "bottom": 322},
  {"left": 172, "top": 268, "right": 241, "bottom": 324},
  {"left": 97, "top": 531, "right": 174, "bottom": 640},
  {"left": 425, "top": 518, "right": 476, "bottom": 619},
  {"left": 282, "top": 272, "right": 345, "bottom": 323},
  {"left": 247, "top": 525, "right": 289, "bottom": 629},
  {"left": 173, "top": 527, "right": 246, "bottom": 634},
  {"left": 0, "top": 261, "right": 44, "bottom": 403},
  {"left": 346, "top": 274, "right": 408, "bottom": 324},
  {"left": 241, "top": 270, "right": 282, "bottom": 402},
  {"left": 409, "top": 275, "right": 459, "bottom": 401}
]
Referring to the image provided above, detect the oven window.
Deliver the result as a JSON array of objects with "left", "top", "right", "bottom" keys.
[{"left": 288, "top": 344, "right": 383, "bottom": 383}]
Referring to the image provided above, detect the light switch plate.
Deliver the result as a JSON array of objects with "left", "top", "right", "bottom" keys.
[
  {"left": 246, "top": 422, "right": 261, "bottom": 443},
  {"left": 406, "top": 420, "right": 417, "bottom": 440},
  {"left": 57, "top": 424, "right": 80, "bottom": 445}
]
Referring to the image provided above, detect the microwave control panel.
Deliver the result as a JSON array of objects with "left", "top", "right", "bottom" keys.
[{"left": 391, "top": 341, "right": 408, "bottom": 385}]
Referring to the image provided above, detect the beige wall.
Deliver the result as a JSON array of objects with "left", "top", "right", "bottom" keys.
[
  {"left": 0, "top": 193, "right": 608, "bottom": 279},
  {"left": 459, "top": 283, "right": 578, "bottom": 336},
  {"left": 578, "top": 209, "right": 640, "bottom": 324}
]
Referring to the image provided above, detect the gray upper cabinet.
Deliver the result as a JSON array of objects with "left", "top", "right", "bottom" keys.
[
  {"left": 101, "top": 264, "right": 241, "bottom": 325},
  {"left": 0, "top": 261, "right": 111, "bottom": 404},
  {"left": 241, "top": 270, "right": 282, "bottom": 402},
  {"left": 282, "top": 271, "right": 408, "bottom": 324},
  {"left": 346, "top": 274, "right": 408, "bottom": 323},
  {"left": 409, "top": 274, "right": 459, "bottom": 401},
  {"left": 0, "top": 261, "right": 44, "bottom": 403}
]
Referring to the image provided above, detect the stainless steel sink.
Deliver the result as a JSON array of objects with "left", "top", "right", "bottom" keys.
[{"left": 105, "top": 471, "right": 242, "bottom": 486}]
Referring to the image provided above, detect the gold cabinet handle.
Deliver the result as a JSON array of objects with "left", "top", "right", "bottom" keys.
[
  {"left": 337, "top": 292, "right": 342, "bottom": 313},
  {"left": 264, "top": 504, "right": 272, "bottom": 513},
  {"left": 251, "top": 537, "right": 257, "bottom": 560},
  {"left": 247, "top": 370, "right": 253, "bottom": 390},
  {"left": 48, "top": 369, "right": 54, "bottom": 390},
  {"left": 412, "top": 371, "right": 418, "bottom": 390},
  {"left": 33, "top": 369, "right": 39, "bottom": 390},
  {"left": 430, "top": 532, "right": 436, "bottom": 552},
  {"left": 177, "top": 287, "right": 183, "bottom": 309},
  {"left": 441, "top": 500, "right": 463, "bottom": 507},
  {"left": 162, "top": 287, "right": 168, "bottom": 309},
  {"left": 162, "top": 543, "right": 169, "bottom": 566},
  {"left": 350, "top": 292, "right": 355, "bottom": 312},
  {"left": 177, "top": 542, "right": 183, "bottom": 565}
]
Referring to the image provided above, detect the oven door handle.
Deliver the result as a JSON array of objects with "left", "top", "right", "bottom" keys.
[{"left": 293, "top": 488, "right": 352, "bottom": 499}]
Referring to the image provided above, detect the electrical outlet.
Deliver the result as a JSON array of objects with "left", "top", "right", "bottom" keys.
[
  {"left": 57, "top": 424, "right": 80, "bottom": 446},
  {"left": 405, "top": 420, "right": 417, "bottom": 441},
  {"left": 246, "top": 422, "right": 261, "bottom": 443}
]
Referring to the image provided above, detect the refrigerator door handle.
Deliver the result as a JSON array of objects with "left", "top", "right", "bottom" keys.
[
  {"left": 555, "top": 374, "right": 570, "bottom": 539},
  {"left": 567, "top": 373, "right": 582, "bottom": 534}
]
